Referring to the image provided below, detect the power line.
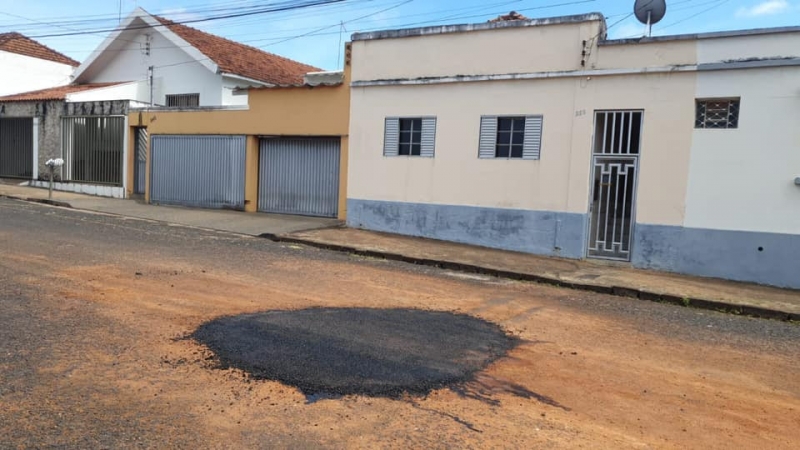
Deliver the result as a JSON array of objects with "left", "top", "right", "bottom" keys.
[
  {"left": 152, "top": 0, "right": 414, "bottom": 71},
  {"left": 47, "top": 0, "right": 593, "bottom": 54},
  {"left": 657, "top": 0, "right": 733, "bottom": 31},
  {"left": 26, "top": 0, "right": 353, "bottom": 39}
]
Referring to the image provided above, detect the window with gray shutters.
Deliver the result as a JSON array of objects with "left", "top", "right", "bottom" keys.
[
  {"left": 384, "top": 117, "right": 436, "bottom": 157},
  {"left": 478, "top": 115, "right": 543, "bottom": 160}
]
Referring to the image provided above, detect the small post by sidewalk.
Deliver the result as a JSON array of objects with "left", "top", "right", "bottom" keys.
[{"left": 44, "top": 158, "right": 64, "bottom": 200}]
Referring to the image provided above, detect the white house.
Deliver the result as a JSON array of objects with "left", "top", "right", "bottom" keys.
[
  {"left": 0, "top": 7, "right": 318, "bottom": 197},
  {"left": 69, "top": 8, "right": 319, "bottom": 107},
  {"left": 346, "top": 13, "right": 800, "bottom": 289},
  {"left": 0, "top": 32, "right": 76, "bottom": 97}
]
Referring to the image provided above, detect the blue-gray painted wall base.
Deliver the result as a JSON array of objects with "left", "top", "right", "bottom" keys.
[
  {"left": 632, "top": 224, "right": 800, "bottom": 290},
  {"left": 346, "top": 199, "right": 587, "bottom": 259}
]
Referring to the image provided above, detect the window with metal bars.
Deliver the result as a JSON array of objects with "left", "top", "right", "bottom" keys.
[
  {"left": 166, "top": 93, "right": 200, "bottom": 108},
  {"left": 695, "top": 99, "right": 740, "bottom": 129}
]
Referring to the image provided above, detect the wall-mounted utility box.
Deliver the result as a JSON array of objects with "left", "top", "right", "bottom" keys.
[{"left": 795, "top": 177, "right": 800, "bottom": 186}]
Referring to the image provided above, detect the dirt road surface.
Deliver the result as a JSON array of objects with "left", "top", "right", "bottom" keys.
[{"left": 1, "top": 198, "right": 798, "bottom": 449}]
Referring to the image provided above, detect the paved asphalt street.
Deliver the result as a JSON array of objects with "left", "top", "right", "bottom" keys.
[{"left": 1, "top": 197, "right": 798, "bottom": 449}]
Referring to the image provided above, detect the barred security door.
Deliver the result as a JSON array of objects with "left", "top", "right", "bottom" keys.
[
  {"left": 133, "top": 127, "right": 148, "bottom": 195},
  {"left": 588, "top": 111, "right": 642, "bottom": 261}
]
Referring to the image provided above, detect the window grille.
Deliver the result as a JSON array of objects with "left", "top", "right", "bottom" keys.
[
  {"left": 695, "top": 99, "right": 739, "bottom": 129},
  {"left": 166, "top": 93, "right": 200, "bottom": 108}
]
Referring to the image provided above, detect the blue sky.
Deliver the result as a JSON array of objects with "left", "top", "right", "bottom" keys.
[{"left": 1, "top": 0, "right": 798, "bottom": 70}]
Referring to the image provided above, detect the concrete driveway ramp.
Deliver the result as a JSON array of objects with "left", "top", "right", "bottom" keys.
[{"left": 192, "top": 308, "right": 518, "bottom": 398}]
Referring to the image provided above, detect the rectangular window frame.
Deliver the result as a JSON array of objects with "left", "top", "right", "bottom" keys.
[
  {"left": 384, "top": 116, "right": 436, "bottom": 158},
  {"left": 495, "top": 116, "right": 526, "bottom": 159},
  {"left": 695, "top": 98, "right": 740, "bottom": 129},
  {"left": 478, "top": 114, "right": 543, "bottom": 160},
  {"left": 166, "top": 93, "right": 200, "bottom": 108},
  {"left": 398, "top": 118, "right": 423, "bottom": 156}
]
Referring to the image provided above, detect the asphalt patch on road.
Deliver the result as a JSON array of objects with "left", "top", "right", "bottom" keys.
[{"left": 192, "top": 307, "right": 519, "bottom": 399}]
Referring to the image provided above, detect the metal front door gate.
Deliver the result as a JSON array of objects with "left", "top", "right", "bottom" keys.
[
  {"left": 0, "top": 118, "right": 34, "bottom": 179},
  {"left": 150, "top": 135, "right": 246, "bottom": 210},
  {"left": 133, "top": 127, "right": 148, "bottom": 195},
  {"left": 588, "top": 111, "right": 643, "bottom": 261},
  {"left": 258, "top": 137, "right": 340, "bottom": 218}
]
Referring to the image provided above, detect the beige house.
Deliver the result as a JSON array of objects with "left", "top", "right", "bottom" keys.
[{"left": 346, "top": 13, "right": 800, "bottom": 289}]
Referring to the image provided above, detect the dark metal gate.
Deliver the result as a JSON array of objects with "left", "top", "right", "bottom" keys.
[
  {"left": 0, "top": 118, "right": 34, "bottom": 179},
  {"left": 133, "top": 127, "right": 148, "bottom": 195},
  {"left": 588, "top": 111, "right": 642, "bottom": 261},
  {"left": 62, "top": 116, "right": 125, "bottom": 185},
  {"left": 258, "top": 137, "right": 340, "bottom": 218}
]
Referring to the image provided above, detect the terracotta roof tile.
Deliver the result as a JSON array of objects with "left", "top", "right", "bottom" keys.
[
  {"left": 0, "top": 32, "right": 79, "bottom": 66},
  {"left": 0, "top": 83, "right": 124, "bottom": 102},
  {"left": 154, "top": 16, "right": 320, "bottom": 86}
]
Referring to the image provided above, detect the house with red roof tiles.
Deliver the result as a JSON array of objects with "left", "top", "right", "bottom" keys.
[
  {"left": 0, "top": 8, "right": 323, "bottom": 198},
  {"left": 66, "top": 7, "right": 320, "bottom": 107},
  {"left": 0, "top": 32, "right": 77, "bottom": 97}
]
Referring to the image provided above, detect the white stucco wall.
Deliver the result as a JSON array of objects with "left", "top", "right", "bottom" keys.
[
  {"left": 684, "top": 66, "right": 800, "bottom": 234},
  {"left": 697, "top": 31, "right": 800, "bottom": 64},
  {"left": 65, "top": 81, "right": 149, "bottom": 103},
  {"left": 348, "top": 70, "right": 696, "bottom": 223},
  {"left": 594, "top": 39, "right": 696, "bottom": 70},
  {"left": 221, "top": 77, "right": 250, "bottom": 106},
  {"left": 0, "top": 50, "right": 73, "bottom": 96},
  {"left": 351, "top": 20, "right": 601, "bottom": 82}
]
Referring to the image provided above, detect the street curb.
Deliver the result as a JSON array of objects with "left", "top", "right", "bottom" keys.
[
  {"left": 0, "top": 194, "right": 73, "bottom": 209},
  {"left": 260, "top": 233, "right": 796, "bottom": 322}
]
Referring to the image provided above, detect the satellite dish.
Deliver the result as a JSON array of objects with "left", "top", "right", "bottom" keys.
[{"left": 634, "top": 0, "right": 667, "bottom": 37}]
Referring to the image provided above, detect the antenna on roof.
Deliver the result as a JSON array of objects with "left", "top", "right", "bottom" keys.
[{"left": 634, "top": 0, "right": 667, "bottom": 37}]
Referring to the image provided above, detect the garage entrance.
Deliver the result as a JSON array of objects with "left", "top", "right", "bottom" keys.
[
  {"left": 258, "top": 137, "right": 340, "bottom": 218},
  {"left": 150, "top": 135, "right": 246, "bottom": 210},
  {"left": 0, "top": 118, "right": 34, "bottom": 179}
]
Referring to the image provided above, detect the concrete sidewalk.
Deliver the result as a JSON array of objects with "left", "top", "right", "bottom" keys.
[
  {"left": 0, "top": 182, "right": 340, "bottom": 236},
  {"left": 2, "top": 181, "right": 798, "bottom": 321},
  {"left": 276, "top": 228, "right": 800, "bottom": 321}
]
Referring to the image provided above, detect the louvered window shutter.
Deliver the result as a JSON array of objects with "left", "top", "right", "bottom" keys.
[
  {"left": 383, "top": 118, "right": 400, "bottom": 156},
  {"left": 478, "top": 116, "right": 498, "bottom": 158},
  {"left": 420, "top": 117, "right": 437, "bottom": 157},
  {"left": 522, "top": 115, "right": 543, "bottom": 160}
]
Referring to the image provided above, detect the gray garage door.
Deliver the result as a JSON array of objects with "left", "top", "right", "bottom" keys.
[
  {"left": 259, "top": 137, "right": 340, "bottom": 218},
  {"left": 151, "top": 135, "right": 246, "bottom": 209},
  {"left": 0, "top": 118, "right": 33, "bottom": 179}
]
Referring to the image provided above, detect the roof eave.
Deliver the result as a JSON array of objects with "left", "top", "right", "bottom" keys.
[{"left": 222, "top": 72, "right": 272, "bottom": 87}]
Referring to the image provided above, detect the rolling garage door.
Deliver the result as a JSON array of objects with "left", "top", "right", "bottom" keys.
[
  {"left": 151, "top": 135, "right": 246, "bottom": 209},
  {"left": 0, "top": 118, "right": 34, "bottom": 179},
  {"left": 259, "top": 137, "right": 340, "bottom": 217}
]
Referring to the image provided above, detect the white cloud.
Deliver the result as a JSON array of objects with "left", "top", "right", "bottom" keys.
[{"left": 736, "top": 0, "right": 790, "bottom": 17}]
